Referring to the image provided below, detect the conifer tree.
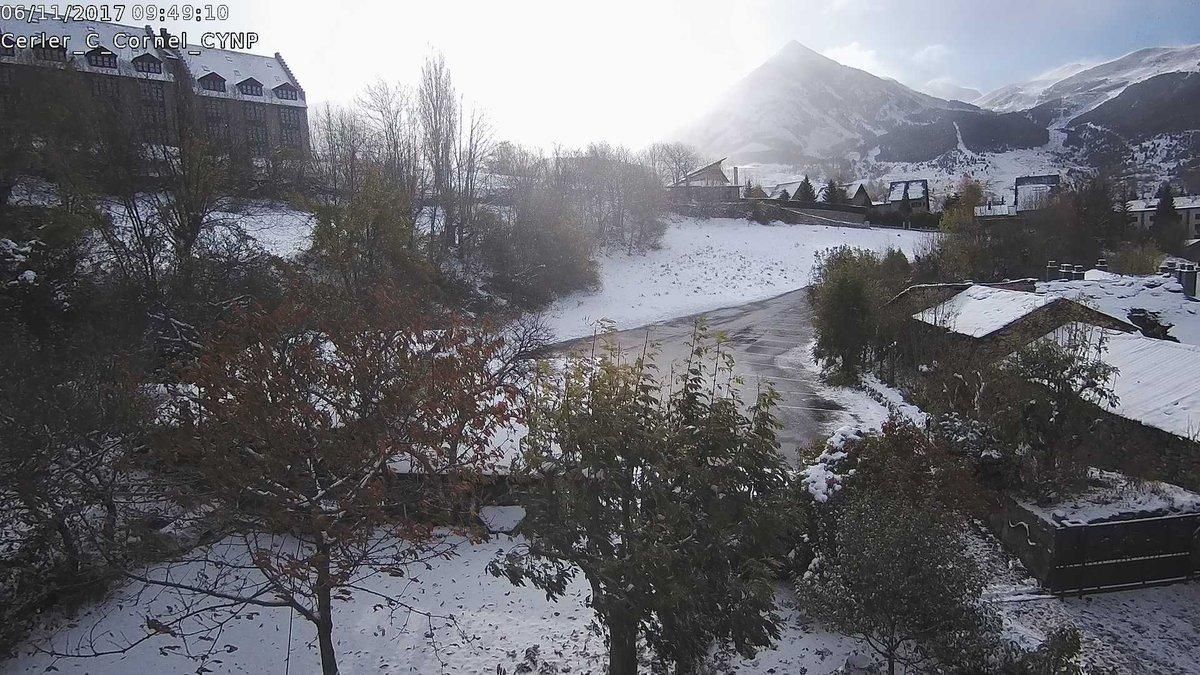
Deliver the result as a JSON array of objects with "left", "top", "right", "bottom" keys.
[
  {"left": 796, "top": 175, "right": 817, "bottom": 203},
  {"left": 1152, "top": 182, "right": 1186, "bottom": 252}
]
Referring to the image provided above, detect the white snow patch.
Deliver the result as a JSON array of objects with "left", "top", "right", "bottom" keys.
[
  {"left": 915, "top": 284, "right": 1055, "bottom": 338},
  {"left": 544, "top": 217, "right": 933, "bottom": 341},
  {"left": 1039, "top": 273, "right": 1200, "bottom": 345}
]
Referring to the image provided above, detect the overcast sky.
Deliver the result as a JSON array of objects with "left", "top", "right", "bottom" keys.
[{"left": 100, "top": 0, "right": 1200, "bottom": 149}]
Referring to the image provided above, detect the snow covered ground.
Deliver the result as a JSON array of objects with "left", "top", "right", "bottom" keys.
[
  {"left": 543, "top": 217, "right": 934, "bottom": 341},
  {"left": 8, "top": 532, "right": 870, "bottom": 675}
]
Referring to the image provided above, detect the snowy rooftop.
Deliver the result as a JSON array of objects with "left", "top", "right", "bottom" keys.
[
  {"left": 1038, "top": 272, "right": 1200, "bottom": 345},
  {"left": 1127, "top": 195, "right": 1200, "bottom": 213},
  {"left": 1047, "top": 324, "right": 1200, "bottom": 441},
  {"left": 914, "top": 285, "right": 1055, "bottom": 338},
  {"left": 0, "top": 20, "right": 173, "bottom": 81},
  {"left": 1021, "top": 469, "right": 1200, "bottom": 525},
  {"left": 180, "top": 45, "right": 305, "bottom": 107},
  {"left": 888, "top": 179, "right": 928, "bottom": 202},
  {"left": 975, "top": 203, "right": 1016, "bottom": 217}
]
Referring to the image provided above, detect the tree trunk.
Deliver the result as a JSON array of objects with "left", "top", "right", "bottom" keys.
[
  {"left": 315, "top": 543, "right": 339, "bottom": 675},
  {"left": 606, "top": 610, "right": 637, "bottom": 675}
]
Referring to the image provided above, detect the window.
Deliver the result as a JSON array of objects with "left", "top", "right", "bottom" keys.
[
  {"left": 0, "top": 68, "right": 11, "bottom": 87},
  {"left": 133, "top": 54, "right": 163, "bottom": 74},
  {"left": 199, "top": 74, "right": 225, "bottom": 92},
  {"left": 204, "top": 99, "right": 224, "bottom": 119},
  {"left": 246, "top": 125, "right": 268, "bottom": 151},
  {"left": 281, "top": 125, "right": 302, "bottom": 147},
  {"left": 86, "top": 49, "right": 117, "bottom": 69},
  {"left": 1, "top": 45, "right": 14, "bottom": 57},
  {"left": 237, "top": 79, "right": 262, "bottom": 96},
  {"left": 33, "top": 46, "right": 68, "bottom": 62},
  {"left": 279, "top": 107, "right": 302, "bottom": 127},
  {"left": 91, "top": 76, "right": 120, "bottom": 98},
  {"left": 244, "top": 104, "right": 265, "bottom": 122},
  {"left": 274, "top": 84, "right": 298, "bottom": 100},
  {"left": 139, "top": 80, "right": 165, "bottom": 102}
]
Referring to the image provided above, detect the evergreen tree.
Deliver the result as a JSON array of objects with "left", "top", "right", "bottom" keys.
[
  {"left": 823, "top": 178, "right": 845, "bottom": 204},
  {"left": 492, "top": 327, "right": 792, "bottom": 675},
  {"left": 1152, "top": 182, "right": 1186, "bottom": 253},
  {"left": 899, "top": 183, "right": 913, "bottom": 228},
  {"left": 796, "top": 175, "right": 817, "bottom": 203}
]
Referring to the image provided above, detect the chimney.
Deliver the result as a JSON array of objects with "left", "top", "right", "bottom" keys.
[
  {"left": 1073, "top": 265, "right": 1085, "bottom": 281},
  {"left": 1046, "top": 260, "right": 1057, "bottom": 282},
  {"left": 732, "top": 166, "right": 739, "bottom": 186},
  {"left": 1160, "top": 262, "right": 1172, "bottom": 276},
  {"left": 1096, "top": 258, "right": 1108, "bottom": 272},
  {"left": 1183, "top": 263, "right": 1198, "bottom": 298},
  {"left": 1059, "top": 263, "right": 1072, "bottom": 281}
]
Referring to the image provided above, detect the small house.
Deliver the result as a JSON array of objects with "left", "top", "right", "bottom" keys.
[
  {"left": 667, "top": 158, "right": 741, "bottom": 203},
  {"left": 884, "top": 179, "right": 930, "bottom": 213},
  {"left": 1014, "top": 175, "right": 1061, "bottom": 212}
]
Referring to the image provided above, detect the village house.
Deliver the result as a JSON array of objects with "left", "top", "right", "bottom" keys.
[
  {"left": 0, "top": 19, "right": 308, "bottom": 156},
  {"left": 880, "top": 179, "right": 930, "bottom": 213},
  {"left": 1014, "top": 174, "right": 1061, "bottom": 212},
  {"left": 973, "top": 175, "right": 1063, "bottom": 220},
  {"left": 667, "top": 157, "right": 741, "bottom": 203},
  {"left": 1128, "top": 194, "right": 1200, "bottom": 236},
  {"left": 904, "top": 283, "right": 1138, "bottom": 363},
  {"left": 769, "top": 179, "right": 871, "bottom": 206}
]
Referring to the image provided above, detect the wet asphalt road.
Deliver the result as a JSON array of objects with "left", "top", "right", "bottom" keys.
[{"left": 557, "top": 288, "right": 843, "bottom": 465}]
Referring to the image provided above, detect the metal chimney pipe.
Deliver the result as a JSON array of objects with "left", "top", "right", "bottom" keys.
[
  {"left": 1096, "top": 258, "right": 1108, "bottom": 272},
  {"left": 1073, "top": 265, "right": 1085, "bottom": 281},
  {"left": 1046, "top": 260, "right": 1058, "bottom": 282},
  {"left": 1059, "top": 263, "right": 1072, "bottom": 281},
  {"left": 1184, "top": 264, "right": 1198, "bottom": 298}
]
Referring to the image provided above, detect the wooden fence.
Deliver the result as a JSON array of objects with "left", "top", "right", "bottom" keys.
[{"left": 991, "top": 498, "right": 1200, "bottom": 594}]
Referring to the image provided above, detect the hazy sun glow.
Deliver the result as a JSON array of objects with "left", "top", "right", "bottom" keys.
[{"left": 69, "top": 0, "right": 1200, "bottom": 150}]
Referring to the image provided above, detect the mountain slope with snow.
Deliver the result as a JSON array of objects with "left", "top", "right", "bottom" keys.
[{"left": 676, "top": 41, "right": 974, "bottom": 164}]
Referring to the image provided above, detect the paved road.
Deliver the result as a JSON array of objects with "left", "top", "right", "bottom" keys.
[{"left": 557, "top": 288, "right": 843, "bottom": 465}]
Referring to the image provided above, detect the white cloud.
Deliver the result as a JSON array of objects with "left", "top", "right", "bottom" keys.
[
  {"left": 822, "top": 42, "right": 897, "bottom": 79},
  {"left": 912, "top": 43, "right": 952, "bottom": 66}
]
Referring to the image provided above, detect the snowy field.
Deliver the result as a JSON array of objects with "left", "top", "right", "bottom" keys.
[
  {"left": 8, "top": 533, "right": 870, "bottom": 675},
  {"left": 543, "top": 217, "right": 934, "bottom": 341}
]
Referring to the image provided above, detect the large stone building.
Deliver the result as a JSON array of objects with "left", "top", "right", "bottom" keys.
[{"left": 0, "top": 20, "right": 308, "bottom": 157}]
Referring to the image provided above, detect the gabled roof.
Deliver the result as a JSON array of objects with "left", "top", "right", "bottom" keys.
[
  {"left": 1041, "top": 324, "right": 1200, "bottom": 440},
  {"left": 888, "top": 179, "right": 928, "bottom": 202},
  {"left": 913, "top": 284, "right": 1055, "bottom": 338},
  {"left": 176, "top": 43, "right": 305, "bottom": 107},
  {"left": 0, "top": 19, "right": 173, "bottom": 81},
  {"left": 672, "top": 158, "right": 730, "bottom": 187},
  {"left": 1127, "top": 195, "right": 1200, "bottom": 213}
]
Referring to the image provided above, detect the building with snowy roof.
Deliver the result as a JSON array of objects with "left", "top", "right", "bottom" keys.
[
  {"left": 909, "top": 284, "right": 1137, "bottom": 361},
  {"left": 1127, "top": 195, "right": 1200, "bottom": 237},
  {"left": 1026, "top": 323, "right": 1200, "bottom": 492},
  {"left": 881, "top": 179, "right": 930, "bottom": 214},
  {"left": 667, "top": 158, "right": 741, "bottom": 203},
  {"left": 1014, "top": 174, "right": 1061, "bottom": 212},
  {"left": 0, "top": 19, "right": 308, "bottom": 157}
]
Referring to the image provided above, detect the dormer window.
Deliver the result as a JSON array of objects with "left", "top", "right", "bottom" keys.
[
  {"left": 199, "top": 73, "right": 226, "bottom": 92},
  {"left": 274, "top": 83, "right": 299, "bottom": 101},
  {"left": 237, "top": 78, "right": 263, "bottom": 96},
  {"left": 33, "top": 45, "right": 68, "bottom": 62},
  {"left": 86, "top": 48, "right": 117, "bottom": 69},
  {"left": 133, "top": 54, "right": 163, "bottom": 74}
]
